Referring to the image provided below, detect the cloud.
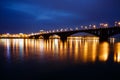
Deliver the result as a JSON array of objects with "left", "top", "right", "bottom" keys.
[
  {"left": 4, "top": 2, "right": 40, "bottom": 16},
  {"left": 4, "top": 2, "right": 77, "bottom": 21},
  {"left": 37, "top": 10, "right": 76, "bottom": 20}
]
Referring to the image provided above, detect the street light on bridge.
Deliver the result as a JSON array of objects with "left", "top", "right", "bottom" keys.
[
  {"left": 46, "top": 31, "right": 49, "bottom": 33},
  {"left": 118, "top": 22, "right": 120, "bottom": 26},
  {"left": 64, "top": 29, "right": 67, "bottom": 31},
  {"left": 52, "top": 30, "right": 55, "bottom": 32},
  {"left": 84, "top": 26, "right": 88, "bottom": 29},
  {"left": 49, "top": 30, "right": 51, "bottom": 33},
  {"left": 92, "top": 25, "right": 96, "bottom": 29},
  {"left": 100, "top": 23, "right": 108, "bottom": 28},
  {"left": 88, "top": 24, "right": 96, "bottom": 29},
  {"left": 115, "top": 21, "right": 120, "bottom": 26},
  {"left": 75, "top": 27, "right": 78, "bottom": 30},
  {"left": 81, "top": 26, "right": 83, "bottom": 29},
  {"left": 56, "top": 29, "right": 59, "bottom": 32},
  {"left": 89, "top": 25, "right": 92, "bottom": 29},
  {"left": 60, "top": 28, "right": 63, "bottom": 32},
  {"left": 70, "top": 28, "right": 73, "bottom": 31},
  {"left": 31, "top": 33, "right": 34, "bottom": 35}
]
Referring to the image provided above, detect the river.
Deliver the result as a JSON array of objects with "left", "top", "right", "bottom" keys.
[{"left": 1, "top": 37, "right": 120, "bottom": 80}]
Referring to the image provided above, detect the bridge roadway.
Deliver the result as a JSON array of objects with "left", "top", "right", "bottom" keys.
[{"left": 29, "top": 26, "right": 120, "bottom": 41}]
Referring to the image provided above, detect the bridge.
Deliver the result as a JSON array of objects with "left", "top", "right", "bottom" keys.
[{"left": 29, "top": 26, "right": 120, "bottom": 41}]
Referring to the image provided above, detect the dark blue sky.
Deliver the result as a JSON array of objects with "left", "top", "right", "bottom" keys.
[{"left": 0, "top": 0, "right": 120, "bottom": 33}]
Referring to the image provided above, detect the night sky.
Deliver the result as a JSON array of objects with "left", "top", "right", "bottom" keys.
[{"left": 0, "top": 0, "right": 120, "bottom": 33}]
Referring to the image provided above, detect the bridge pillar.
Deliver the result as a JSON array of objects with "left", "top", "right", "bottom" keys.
[
  {"left": 99, "top": 37, "right": 108, "bottom": 41},
  {"left": 43, "top": 35, "right": 50, "bottom": 40},
  {"left": 60, "top": 36, "right": 67, "bottom": 41},
  {"left": 98, "top": 29, "right": 109, "bottom": 41},
  {"left": 35, "top": 36, "right": 40, "bottom": 39}
]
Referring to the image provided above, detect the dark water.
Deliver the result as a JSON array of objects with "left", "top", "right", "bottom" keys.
[{"left": 1, "top": 37, "right": 120, "bottom": 80}]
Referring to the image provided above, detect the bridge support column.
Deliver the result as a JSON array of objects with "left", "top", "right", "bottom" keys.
[
  {"left": 44, "top": 35, "right": 50, "bottom": 40},
  {"left": 98, "top": 29, "right": 109, "bottom": 41},
  {"left": 99, "top": 36, "right": 109, "bottom": 42},
  {"left": 35, "top": 36, "right": 39, "bottom": 39},
  {"left": 60, "top": 36, "right": 67, "bottom": 41}
]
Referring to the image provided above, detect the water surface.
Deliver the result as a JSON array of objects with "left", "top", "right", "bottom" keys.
[{"left": 1, "top": 37, "right": 120, "bottom": 79}]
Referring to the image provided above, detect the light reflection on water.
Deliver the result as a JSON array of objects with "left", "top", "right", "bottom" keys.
[
  {"left": 98, "top": 42, "right": 109, "bottom": 62},
  {"left": 114, "top": 42, "right": 120, "bottom": 62},
  {"left": 0, "top": 37, "right": 120, "bottom": 63}
]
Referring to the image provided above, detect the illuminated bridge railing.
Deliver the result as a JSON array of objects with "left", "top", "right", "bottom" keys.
[{"left": 30, "top": 26, "right": 120, "bottom": 36}]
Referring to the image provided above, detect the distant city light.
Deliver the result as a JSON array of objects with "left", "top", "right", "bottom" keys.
[
  {"left": 100, "top": 23, "right": 108, "bottom": 28},
  {"left": 7, "top": 33, "right": 10, "bottom": 35},
  {"left": 40, "top": 30, "right": 44, "bottom": 32},
  {"left": 19, "top": 33, "right": 23, "bottom": 35}
]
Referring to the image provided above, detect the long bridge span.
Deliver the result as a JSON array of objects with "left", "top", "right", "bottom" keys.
[{"left": 29, "top": 26, "right": 120, "bottom": 41}]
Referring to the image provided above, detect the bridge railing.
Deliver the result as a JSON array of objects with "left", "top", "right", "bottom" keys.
[{"left": 29, "top": 22, "right": 120, "bottom": 36}]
